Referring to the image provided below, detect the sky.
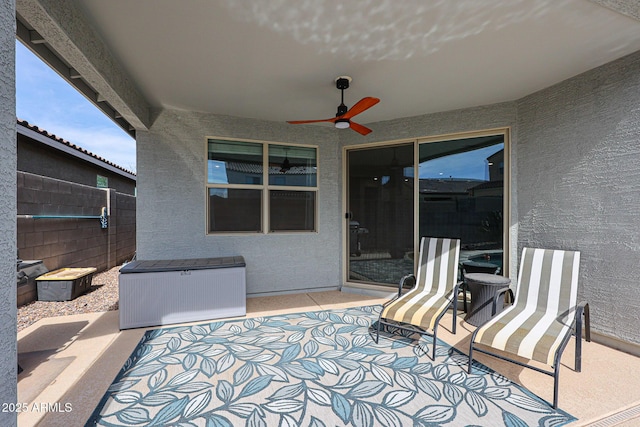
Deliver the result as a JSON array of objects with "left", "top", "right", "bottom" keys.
[
  {"left": 419, "top": 145, "right": 503, "bottom": 180},
  {"left": 15, "top": 41, "right": 137, "bottom": 173}
]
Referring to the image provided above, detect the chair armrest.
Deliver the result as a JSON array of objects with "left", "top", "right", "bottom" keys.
[
  {"left": 491, "top": 286, "right": 514, "bottom": 315},
  {"left": 457, "top": 279, "right": 469, "bottom": 313},
  {"left": 574, "top": 301, "right": 590, "bottom": 372},
  {"left": 398, "top": 274, "right": 416, "bottom": 298},
  {"left": 445, "top": 280, "right": 463, "bottom": 298},
  {"left": 454, "top": 280, "right": 464, "bottom": 296}
]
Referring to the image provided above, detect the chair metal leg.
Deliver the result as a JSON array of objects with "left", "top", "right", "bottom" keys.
[
  {"left": 452, "top": 290, "right": 457, "bottom": 335},
  {"left": 575, "top": 302, "right": 590, "bottom": 372},
  {"left": 575, "top": 316, "right": 583, "bottom": 372},
  {"left": 431, "top": 325, "right": 438, "bottom": 360},
  {"left": 468, "top": 328, "right": 480, "bottom": 374},
  {"left": 584, "top": 303, "right": 591, "bottom": 342},
  {"left": 551, "top": 327, "right": 575, "bottom": 409},
  {"left": 459, "top": 281, "right": 468, "bottom": 314},
  {"left": 553, "top": 361, "right": 560, "bottom": 409},
  {"left": 463, "top": 285, "right": 468, "bottom": 313}
]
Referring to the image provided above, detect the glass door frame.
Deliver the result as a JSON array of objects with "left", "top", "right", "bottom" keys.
[{"left": 342, "top": 128, "right": 511, "bottom": 291}]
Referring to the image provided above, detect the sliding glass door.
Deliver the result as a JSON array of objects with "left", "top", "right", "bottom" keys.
[
  {"left": 346, "top": 144, "right": 414, "bottom": 286},
  {"left": 345, "top": 131, "right": 507, "bottom": 288},
  {"left": 419, "top": 135, "right": 505, "bottom": 274}
]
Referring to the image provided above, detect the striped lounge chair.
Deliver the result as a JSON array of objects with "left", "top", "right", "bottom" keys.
[
  {"left": 375, "top": 237, "right": 462, "bottom": 360},
  {"left": 468, "top": 247, "right": 591, "bottom": 408}
]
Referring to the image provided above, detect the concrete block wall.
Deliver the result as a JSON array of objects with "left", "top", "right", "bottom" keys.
[
  {"left": 115, "top": 191, "right": 136, "bottom": 264},
  {"left": 17, "top": 131, "right": 137, "bottom": 196},
  {"left": 16, "top": 171, "right": 136, "bottom": 305},
  {"left": 17, "top": 172, "right": 108, "bottom": 269}
]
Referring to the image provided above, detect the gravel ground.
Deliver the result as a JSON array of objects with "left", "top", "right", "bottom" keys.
[{"left": 17, "top": 266, "right": 120, "bottom": 332}]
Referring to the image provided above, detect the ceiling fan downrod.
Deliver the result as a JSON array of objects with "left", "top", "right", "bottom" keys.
[{"left": 336, "top": 77, "right": 350, "bottom": 117}]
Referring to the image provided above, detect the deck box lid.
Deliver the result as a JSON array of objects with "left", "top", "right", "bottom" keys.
[
  {"left": 36, "top": 267, "right": 97, "bottom": 281},
  {"left": 119, "top": 256, "right": 246, "bottom": 274}
]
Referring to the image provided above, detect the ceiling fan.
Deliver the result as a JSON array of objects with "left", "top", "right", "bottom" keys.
[{"left": 288, "top": 76, "right": 380, "bottom": 135}]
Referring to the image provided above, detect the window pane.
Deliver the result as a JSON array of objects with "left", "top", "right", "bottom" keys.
[
  {"left": 209, "top": 188, "right": 262, "bottom": 232},
  {"left": 208, "top": 140, "right": 263, "bottom": 185},
  {"left": 269, "top": 145, "right": 317, "bottom": 187},
  {"left": 270, "top": 190, "right": 315, "bottom": 232},
  {"left": 419, "top": 135, "right": 504, "bottom": 273}
]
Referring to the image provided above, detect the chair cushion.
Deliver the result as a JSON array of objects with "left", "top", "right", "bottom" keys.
[
  {"left": 381, "top": 237, "right": 460, "bottom": 332},
  {"left": 382, "top": 289, "right": 454, "bottom": 330},
  {"left": 474, "top": 307, "right": 574, "bottom": 365},
  {"left": 473, "top": 248, "right": 580, "bottom": 366}
]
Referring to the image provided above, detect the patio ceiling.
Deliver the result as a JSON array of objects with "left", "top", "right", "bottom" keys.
[{"left": 24, "top": 0, "right": 640, "bottom": 130}]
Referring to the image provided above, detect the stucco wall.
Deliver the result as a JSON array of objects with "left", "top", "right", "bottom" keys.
[
  {"left": 137, "top": 106, "right": 519, "bottom": 296},
  {"left": 134, "top": 50, "right": 640, "bottom": 347},
  {"left": 136, "top": 110, "right": 342, "bottom": 295},
  {"left": 516, "top": 50, "right": 640, "bottom": 345},
  {"left": 0, "top": 1, "right": 17, "bottom": 425}
]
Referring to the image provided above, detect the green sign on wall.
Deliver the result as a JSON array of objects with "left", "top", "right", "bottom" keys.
[{"left": 97, "top": 175, "right": 109, "bottom": 188}]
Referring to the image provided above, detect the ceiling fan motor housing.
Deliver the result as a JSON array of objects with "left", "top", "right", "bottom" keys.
[{"left": 336, "top": 77, "right": 350, "bottom": 90}]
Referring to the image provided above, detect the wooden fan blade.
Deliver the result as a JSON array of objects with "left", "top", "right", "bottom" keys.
[
  {"left": 349, "top": 121, "right": 372, "bottom": 135},
  {"left": 287, "top": 117, "right": 337, "bottom": 124},
  {"left": 342, "top": 97, "right": 380, "bottom": 120}
]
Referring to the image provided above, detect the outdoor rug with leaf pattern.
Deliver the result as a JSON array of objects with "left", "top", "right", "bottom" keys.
[{"left": 86, "top": 305, "right": 575, "bottom": 427}]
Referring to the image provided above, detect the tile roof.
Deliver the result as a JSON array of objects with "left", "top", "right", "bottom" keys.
[
  {"left": 419, "top": 178, "right": 483, "bottom": 194},
  {"left": 227, "top": 161, "right": 315, "bottom": 175}
]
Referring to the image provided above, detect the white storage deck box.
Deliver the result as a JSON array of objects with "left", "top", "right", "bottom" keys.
[{"left": 118, "top": 257, "right": 246, "bottom": 329}]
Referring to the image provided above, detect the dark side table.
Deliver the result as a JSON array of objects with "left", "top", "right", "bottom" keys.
[{"left": 464, "top": 272, "right": 511, "bottom": 327}]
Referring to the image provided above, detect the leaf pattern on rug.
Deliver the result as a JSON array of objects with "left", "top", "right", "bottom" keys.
[{"left": 87, "top": 306, "right": 575, "bottom": 427}]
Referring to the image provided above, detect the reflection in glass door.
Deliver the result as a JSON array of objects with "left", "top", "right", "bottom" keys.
[
  {"left": 347, "top": 144, "right": 414, "bottom": 286},
  {"left": 419, "top": 135, "right": 505, "bottom": 274}
]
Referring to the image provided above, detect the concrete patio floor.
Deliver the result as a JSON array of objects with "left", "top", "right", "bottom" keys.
[{"left": 17, "top": 291, "right": 640, "bottom": 427}]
